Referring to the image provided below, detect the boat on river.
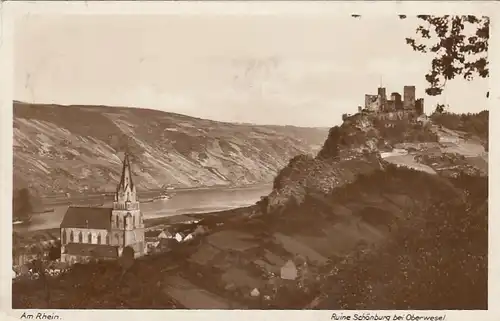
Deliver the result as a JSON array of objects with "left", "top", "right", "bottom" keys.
[
  {"left": 152, "top": 192, "right": 175, "bottom": 202},
  {"left": 13, "top": 216, "right": 32, "bottom": 226}
]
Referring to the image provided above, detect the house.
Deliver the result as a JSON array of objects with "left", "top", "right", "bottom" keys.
[
  {"left": 12, "top": 250, "right": 38, "bottom": 267},
  {"left": 158, "top": 230, "right": 173, "bottom": 239},
  {"left": 174, "top": 232, "right": 185, "bottom": 243},
  {"left": 183, "top": 233, "right": 194, "bottom": 242},
  {"left": 156, "top": 238, "right": 175, "bottom": 251},
  {"left": 280, "top": 260, "right": 298, "bottom": 280},
  {"left": 59, "top": 153, "right": 146, "bottom": 264}
]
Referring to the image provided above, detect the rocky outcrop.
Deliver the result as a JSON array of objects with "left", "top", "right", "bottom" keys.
[{"left": 266, "top": 111, "right": 488, "bottom": 214}]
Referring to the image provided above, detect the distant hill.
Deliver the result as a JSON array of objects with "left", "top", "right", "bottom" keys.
[{"left": 13, "top": 101, "right": 328, "bottom": 196}]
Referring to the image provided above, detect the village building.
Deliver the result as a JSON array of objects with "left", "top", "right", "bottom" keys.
[
  {"left": 59, "top": 153, "right": 146, "bottom": 264},
  {"left": 250, "top": 288, "right": 260, "bottom": 297},
  {"left": 158, "top": 230, "right": 174, "bottom": 239},
  {"left": 174, "top": 232, "right": 185, "bottom": 243},
  {"left": 183, "top": 233, "right": 194, "bottom": 242},
  {"left": 280, "top": 260, "right": 298, "bottom": 280}
]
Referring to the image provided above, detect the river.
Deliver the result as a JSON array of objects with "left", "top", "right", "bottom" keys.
[{"left": 14, "top": 183, "right": 272, "bottom": 233}]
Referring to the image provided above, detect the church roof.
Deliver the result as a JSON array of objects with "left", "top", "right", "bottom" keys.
[
  {"left": 64, "top": 243, "right": 119, "bottom": 258},
  {"left": 60, "top": 207, "right": 112, "bottom": 230}
]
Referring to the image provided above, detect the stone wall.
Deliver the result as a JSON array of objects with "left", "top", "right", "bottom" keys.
[
  {"left": 403, "top": 86, "right": 416, "bottom": 110},
  {"left": 365, "top": 94, "right": 382, "bottom": 112}
]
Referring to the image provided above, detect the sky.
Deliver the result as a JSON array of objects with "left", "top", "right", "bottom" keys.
[{"left": 14, "top": 14, "right": 489, "bottom": 127}]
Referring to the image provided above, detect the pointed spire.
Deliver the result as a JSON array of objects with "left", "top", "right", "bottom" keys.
[{"left": 117, "top": 152, "right": 134, "bottom": 193}]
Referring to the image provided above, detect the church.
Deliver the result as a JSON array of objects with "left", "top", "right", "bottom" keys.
[{"left": 60, "top": 153, "right": 146, "bottom": 264}]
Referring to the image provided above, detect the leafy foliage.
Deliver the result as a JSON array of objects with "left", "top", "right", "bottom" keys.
[
  {"left": 13, "top": 188, "right": 34, "bottom": 221},
  {"left": 13, "top": 259, "right": 179, "bottom": 309},
  {"left": 119, "top": 246, "right": 135, "bottom": 276},
  {"left": 307, "top": 167, "right": 488, "bottom": 309},
  {"left": 404, "top": 15, "right": 489, "bottom": 96},
  {"left": 48, "top": 241, "right": 62, "bottom": 261},
  {"left": 430, "top": 110, "right": 488, "bottom": 148}
]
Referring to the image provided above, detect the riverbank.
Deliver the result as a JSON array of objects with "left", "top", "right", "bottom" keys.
[
  {"left": 13, "top": 205, "right": 260, "bottom": 250},
  {"left": 14, "top": 183, "right": 272, "bottom": 232},
  {"left": 40, "top": 182, "right": 271, "bottom": 206}
]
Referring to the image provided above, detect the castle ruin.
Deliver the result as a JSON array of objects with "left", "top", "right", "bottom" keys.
[
  {"left": 343, "top": 85, "right": 425, "bottom": 122},
  {"left": 364, "top": 85, "right": 423, "bottom": 114}
]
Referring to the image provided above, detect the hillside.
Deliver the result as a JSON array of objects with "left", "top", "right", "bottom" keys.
[
  {"left": 13, "top": 101, "right": 328, "bottom": 196},
  {"left": 12, "top": 110, "right": 488, "bottom": 309},
  {"left": 12, "top": 166, "right": 487, "bottom": 309},
  {"left": 267, "top": 111, "right": 488, "bottom": 213}
]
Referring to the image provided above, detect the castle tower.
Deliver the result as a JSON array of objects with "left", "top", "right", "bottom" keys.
[
  {"left": 403, "top": 86, "right": 416, "bottom": 110},
  {"left": 391, "top": 92, "right": 403, "bottom": 110},
  {"left": 111, "top": 153, "right": 145, "bottom": 257},
  {"left": 377, "top": 87, "right": 387, "bottom": 111}
]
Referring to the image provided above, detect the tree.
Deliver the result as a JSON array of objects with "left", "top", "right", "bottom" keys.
[
  {"left": 434, "top": 103, "right": 446, "bottom": 114},
  {"left": 119, "top": 246, "right": 135, "bottom": 278},
  {"left": 31, "top": 256, "right": 52, "bottom": 308},
  {"left": 48, "top": 240, "right": 61, "bottom": 261},
  {"left": 403, "top": 15, "right": 489, "bottom": 96},
  {"left": 13, "top": 188, "right": 33, "bottom": 221},
  {"left": 351, "top": 15, "right": 490, "bottom": 97}
]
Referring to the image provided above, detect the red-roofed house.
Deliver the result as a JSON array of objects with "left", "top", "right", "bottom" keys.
[{"left": 60, "top": 153, "right": 146, "bottom": 264}]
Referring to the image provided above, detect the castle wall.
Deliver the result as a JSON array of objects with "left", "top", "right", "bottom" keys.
[
  {"left": 403, "top": 86, "right": 416, "bottom": 110},
  {"left": 365, "top": 94, "right": 382, "bottom": 112},
  {"left": 416, "top": 98, "right": 424, "bottom": 115},
  {"left": 386, "top": 100, "right": 396, "bottom": 112},
  {"left": 378, "top": 87, "right": 387, "bottom": 101},
  {"left": 377, "top": 87, "right": 387, "bottom": 110},
  {"left": 391, "top": 92, "right": 403, "bottom": 110}
]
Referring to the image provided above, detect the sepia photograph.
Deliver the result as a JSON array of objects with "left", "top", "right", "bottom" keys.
[{"left": 10, "top": 5, "right": 489, "bottom": 311}]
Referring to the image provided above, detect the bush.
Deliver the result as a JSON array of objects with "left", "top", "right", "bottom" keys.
[{"left": 316, "top": 170, "right": 487, "bottom": 309}]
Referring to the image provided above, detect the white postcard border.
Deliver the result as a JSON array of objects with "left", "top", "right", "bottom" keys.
[{"left": 0, "top": 1, "right": 498, "bottom": 321}]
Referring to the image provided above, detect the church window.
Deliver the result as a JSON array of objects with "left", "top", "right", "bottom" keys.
[
  {"left": 70, "top": 230, "right": 74, "bottom": 243},
  {"left": 62, "top": 230, "right": 67, "bottom": 244},
  {"left": 106, "top": 234, "right": 110, "bottom": 245},
  {"left": 97, "top": 234, "right": 102, "bottom": 245},
  {"left": 87, "top": 233, "right": 92, "bottom": 244},
  {"left": 126, "top": 213, "right": 131, "bottom": 229},
  {"left": 78, "top": 231, "right": 83, "bottom": 243}
]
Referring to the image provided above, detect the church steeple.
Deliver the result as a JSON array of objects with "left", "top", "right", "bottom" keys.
[
  {"left": 114, "top": 152, "right": 138, "bottom": 207},
  {"left": 117, "top": 152, "right": 134, "bottom": 193},
  {"left": 111, "top": 151, "right": 145, "bottom": 259}
]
